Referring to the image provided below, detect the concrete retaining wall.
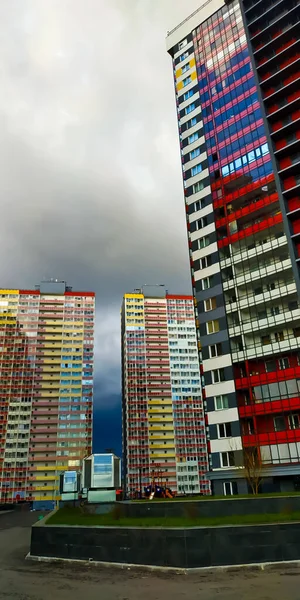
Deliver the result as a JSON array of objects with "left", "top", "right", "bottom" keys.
[{"left": 30, "top": 520, "right": 300, "bottom": 568}]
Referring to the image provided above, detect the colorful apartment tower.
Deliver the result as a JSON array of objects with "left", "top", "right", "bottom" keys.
[
  {"left": 0, "top": 280, "right": 94, "bottom": 508},
  {"left": 167, "top": 0, "right": 300, "bottom": 495},
  {"left": 121, "top": 290, "right": 210, "bottom": 497}
]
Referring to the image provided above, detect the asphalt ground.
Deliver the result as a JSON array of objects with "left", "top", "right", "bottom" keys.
[{"left": 1, "top": 509, "right": 300, "bottom": 600}]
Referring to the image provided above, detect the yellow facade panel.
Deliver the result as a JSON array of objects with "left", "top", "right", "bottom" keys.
[
  {"left": 32, "top": 495, "right": 56, "bottom": 501},
  {"left": 149, "top": 444, "right": 175, "bottom": 450},
  {"left": 190, "top": 57, "right": 196, "bottom": 68},
  {"left": 124, "top": 293, "right": 144, "bottom": 299},
  {"left": 150, "top": 435, "right": 175, "bottom": 440},
  {"left": 34, "top": 485, "right": 59, "bottom": 492},
  {"left": 36, "top": 465, "right": 65, "bottom": 471},
  {"left": 175, "top": 66, "right": 182, "bottom": 78},
  {"left": 148, "top": 408, "right": 173, "bottom": 414},
  {"left": 148, "top": 399, "right": 172, "bottom": 405},
  {"left": 0, "top": 289, "right": 18, "bottom": 294},
  {"left": 150, "top": 426, "right": 174, "bottom": 432},
  {"left": 150, "top": 453, "right": 176, "bottom": 459},
  {"left": 43, "top": 359, "right": 61, "bottom": 364}
]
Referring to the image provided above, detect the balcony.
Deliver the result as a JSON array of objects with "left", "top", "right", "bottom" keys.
[
  {"left": 270, "top": 111, "right": 300, "bottom": 140},
  {"left": 224, "top": 257, "right": 292, "bottom": 292},
  {"left": 266, "top": 90, "right": 300, "bottom": 121},
  {"left": 282, "top": 174, "right": 300, "bottom": 197},
  {"left": 264, "top": 72, "right": 300, "bottom": 106},
  {"left": 274, "top": 133, "right": 300, "bottom": 158},
  {"left": 260, "top": 55, "right": 300, "bottom": 90},
  {"left": 243, "top": 427, "right": 300, "bottom": 447},
  {"left": 239, "top": 391, "right": 300, "bottom": 415},
  {"left": 232, "top": 331, "right": 300, "bottom": 362},
  {"left": 250, "top": 2, "right": 299, "bottom": 45},
  {"left": 247, "top": 0, "right": 291, "bottom": 28},
  {"left": 257, "top": 38, "right": 299, "bottom": 72},
  {"left": 222, "top": 233, "right": 287, "bottom": 272}
]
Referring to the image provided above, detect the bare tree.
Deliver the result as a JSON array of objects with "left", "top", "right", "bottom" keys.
[
  {"left": 228, "top": 439, "right": 265, "bottom": 496},
  {"left": 243, "top": 444, "right": 264, "bottom": 496}
]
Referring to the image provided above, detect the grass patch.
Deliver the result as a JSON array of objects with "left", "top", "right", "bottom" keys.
[
  {"left": 133, "top": 492, "right": 300, "bottom": 503},
  {"left": 46, "top": 507, "right": 300, "bottom": 528}
]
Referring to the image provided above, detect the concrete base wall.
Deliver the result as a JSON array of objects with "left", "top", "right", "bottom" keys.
[{"left": 31, "top": 521, "right": 300, "bottom": 568}]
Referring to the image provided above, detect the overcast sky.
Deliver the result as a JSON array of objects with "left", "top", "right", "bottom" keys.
[{"left": 0, "top": 0, "right": 201, "bottom": 415}]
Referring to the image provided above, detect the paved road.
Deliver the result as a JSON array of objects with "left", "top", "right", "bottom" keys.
[{"left": 1, "top": 510, "right": 300, "bottom": 600}]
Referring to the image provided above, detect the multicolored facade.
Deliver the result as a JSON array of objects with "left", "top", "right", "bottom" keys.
[
  {"left": 121, "top": 292, "right": 210, "bottom": 497},
  {"left": 167, "top": 0, "right": 300, "bottom": 495},
  {"left": 0, "top": 280, "right": 94, "bottom": 508}
]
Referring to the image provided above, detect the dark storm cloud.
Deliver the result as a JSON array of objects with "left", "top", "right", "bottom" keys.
[{"left": 0, "top": 0, "right": 200, "bottom": 401}]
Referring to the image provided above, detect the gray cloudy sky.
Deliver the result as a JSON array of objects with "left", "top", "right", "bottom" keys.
[{"left": 0, "top": 0, "right": 200, "bottom": 404}]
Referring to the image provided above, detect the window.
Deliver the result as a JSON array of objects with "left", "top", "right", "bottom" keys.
[
  {"left": 223, "top": 481, "right": 238, "bottom": 496},
  {"left": 179, "top": 39, "right": 187, "bottom": 50},
  {"left": 198, "top": 236, "right": 210, "bottom": 249},
  {"left": 279, "top": 357, "right": 289, "bottom": 370},
  {"left": 288, "top": 300, "right": 298, "bottom": 311},
  {"left": 212, "top": 368, "right": 225, "bottom": 384},
  {"left": 265, "top": 360, "right": 276, "bottom": 373},
  {"left": 274, "top": 416, "right": 285, "bottom": 432},
  {"left": 275, "top": 331, "right": 284, "bottom": 342},
  {"left": 196, "top": 216, "right": 208, "bottom": 230},
  {"left": 202, "top": 276, "right": 213, "bottom": 291},
  {"left": 183, "top": 89, "right": 193, "bottom": 101},
  {"left": 185, "top": 103, "right": 195, "bottom": 115},
  {"left": 289, "top": 414, "right": 300, "bottom": 429},
  {"left": 188, "top": 117, "right": 197, "bottom": 128},
  {"left": 182, "top": 63, "right": 190, "bottom": 74},
  {"left": 261, "top": 335, "right": 271, "bottom": 345},
  {"left": 194, "top": 198, "right": 205, "bottom": 212},
  {"left": 200, "top": 255, "right": 211, "bottom": 269},
  {"left": 209, "top": 343, "right": 222, "bottom": 358},
  {"left": 221, "top": 451, "right": 235, "bottom": 467},
  {"left": 204, "top": 297, "right": 216, "bottom": 312},
  {"left": 183, "top": 75, "right": 192, "bottom": 87},
  {"left": 193, "top": 180, "right": 204, "bottom": 194},
  {"left": 206, "top": 320, "right": 219, "bottom": 334},
  {"left": 218, "top": 422, "right": 232, "bottom": 438},
  {"left": 180, "top": 51, "right": 189, "bottom": 62},
  {"left": 190, "top": 147, "right": 201, "bottom": 160},
  {"left": 191, "top": 163, "right": 203, "bottom": 177},
  {"left": 188, "top": 132, "right": 199, "bottom": 145},
  {"left": 215, "top": 395, "right": 229, "bottom": 410},
  {"left": 243, "top": 418, "right": 254, "bottom": 435}
]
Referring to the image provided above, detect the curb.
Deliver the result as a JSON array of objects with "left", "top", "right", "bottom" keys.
[{"left": 26, "top": 554, "right": 300, "bottom": 574}]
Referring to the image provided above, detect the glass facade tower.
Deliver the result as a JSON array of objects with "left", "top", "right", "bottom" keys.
[{"left": 167, "top": 0, "right": 300, "bottom": 495}]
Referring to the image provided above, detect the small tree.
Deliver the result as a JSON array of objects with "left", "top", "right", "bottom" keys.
[{"left": 243, "top": 445, "right": 263, "bottom": 495}]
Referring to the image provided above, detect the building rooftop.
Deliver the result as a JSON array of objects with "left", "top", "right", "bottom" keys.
[{"left": 166, "top": 0, "right": 225, "bottom": 53}]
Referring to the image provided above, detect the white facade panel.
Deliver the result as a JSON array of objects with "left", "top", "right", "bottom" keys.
[
  {"left": 210, "top": 436, "right": 242, "bottom": 453},
  {"left": 205, "top": 380, "right": 236, "bottom": 398}
]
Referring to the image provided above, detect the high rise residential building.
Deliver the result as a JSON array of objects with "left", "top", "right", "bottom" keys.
[
  {"left": 0, "top": 280, "right": 94, "bottom": 508},
  {"left": 121, "top": 290, "right": 210, "bottom": 497},
  {"left": 167, "top": 0, "right": 300, "bottom": 495}
]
